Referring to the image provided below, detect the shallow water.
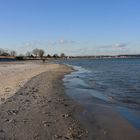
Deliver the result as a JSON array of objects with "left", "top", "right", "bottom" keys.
[
  {"left": 57, "top": 58, "right": 140, "bottom": 129},
  {"left": 0, "top": 59, "right": 16, "bottom": 62}
]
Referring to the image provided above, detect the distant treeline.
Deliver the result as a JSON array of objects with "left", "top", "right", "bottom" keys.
[
  {"left": 1, "top": 48, "right": 139, "bottom": 60},
  {"left": 0, "top": 49, "right": 16, "bottom": 57},
  {"left": 0, "top": 48, "right": 67, "bottom": 60}
]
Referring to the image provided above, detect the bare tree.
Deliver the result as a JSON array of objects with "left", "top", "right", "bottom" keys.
[
  {"left": 0, "top": 49, "right": 10, "bottom": 56},
  {"left": 38, "top": 49, "right": 45, "bottom": 58},
  {"left": 0, "top": 49, "right": 4, "bottom": 55},
  {"left": 26, "top": 51, "right": 32, "bottom": 57},
  {"left": 10, "top": 50, "right": 16, "bottom": 56},
  {"left": 32, "top": 48, "right": 39, "bottom": 57}
]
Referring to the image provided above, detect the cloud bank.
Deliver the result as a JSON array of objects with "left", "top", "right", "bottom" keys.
[{"left": 17, "top": 40, "right": 132, "bottom": 56}]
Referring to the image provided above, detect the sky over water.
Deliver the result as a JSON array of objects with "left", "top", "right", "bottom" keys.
[{"left": 0, "top": 0, "right": 140, "bottom": 55}]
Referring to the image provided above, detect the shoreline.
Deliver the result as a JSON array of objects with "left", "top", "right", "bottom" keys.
[
  {"left": 0, "top": 62, "right": 140, "bottom": 139},
  {"left": 0, "top": 63, "right": 91, "bottom": 140},
  {"left": 63, "top": 63, "right": 140, "bottom": 140}
]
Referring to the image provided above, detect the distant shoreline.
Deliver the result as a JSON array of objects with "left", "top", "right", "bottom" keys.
[{"left": 1, "top": 54, "right": 140, "bottom": 62}]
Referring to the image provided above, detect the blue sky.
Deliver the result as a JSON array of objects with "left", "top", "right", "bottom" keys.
[{"left": 0, "top": 0, "right": 140, "bottom": 56}]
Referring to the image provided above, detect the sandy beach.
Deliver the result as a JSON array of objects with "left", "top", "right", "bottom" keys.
[
  {"left": 0, "top": 62, "right": 91, "bottom": 140},
  {"left": 0, "top": 61, "right": 60, "bottom": 103},
  {"left": 0, "top": 61, "right": 140, "bottom": 140}
]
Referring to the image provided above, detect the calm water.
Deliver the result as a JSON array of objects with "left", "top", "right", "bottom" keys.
[
  {"left": 57, "top": 58, "right": 140, "bottom": 129},
  {"left": 0, "top": 59, "right": 16, "bottom": 62}
]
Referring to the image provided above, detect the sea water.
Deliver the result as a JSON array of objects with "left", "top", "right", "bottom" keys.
[
  {"left": 57, "top": 58, "right": 140, "bottom": 129},
  {"left": 0, "top": 58, "right": 16, "bottom": 62}
]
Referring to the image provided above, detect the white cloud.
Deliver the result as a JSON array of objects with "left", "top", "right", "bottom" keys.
[
  {"left": 114, "top": 43, "right": 127, "bottom": 48},
  {"left": 17, "top": 40, "right": 133, "bottom": 56},
  {"left": 59, "top": 39, "right": 67, "bottom": 44},
  {"left": 58, "top": 39, "right": 77, "bottom": 45},
  {"left": 98, "top": 43, "right": 128, "bottom": 49},
  {"left": 18, "top": 39, "right": 77, "bottom": 54}
]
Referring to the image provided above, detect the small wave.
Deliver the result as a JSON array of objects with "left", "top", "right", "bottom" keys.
[{"left": 59, "top": 59, "right": 140, "bottom": 110}]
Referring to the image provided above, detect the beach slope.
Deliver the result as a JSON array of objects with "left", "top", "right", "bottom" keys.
[{"left": 0, "top": 63, "right": 89, "bottom": 140}]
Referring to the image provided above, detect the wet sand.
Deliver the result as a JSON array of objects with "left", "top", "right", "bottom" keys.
[{"left": 78, "top": 102, "right": 140, "bottom": 140}]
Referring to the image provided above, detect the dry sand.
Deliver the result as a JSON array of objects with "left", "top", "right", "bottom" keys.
[{"left": 0, "top": 61, "right": 60, "bottom": 103}]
